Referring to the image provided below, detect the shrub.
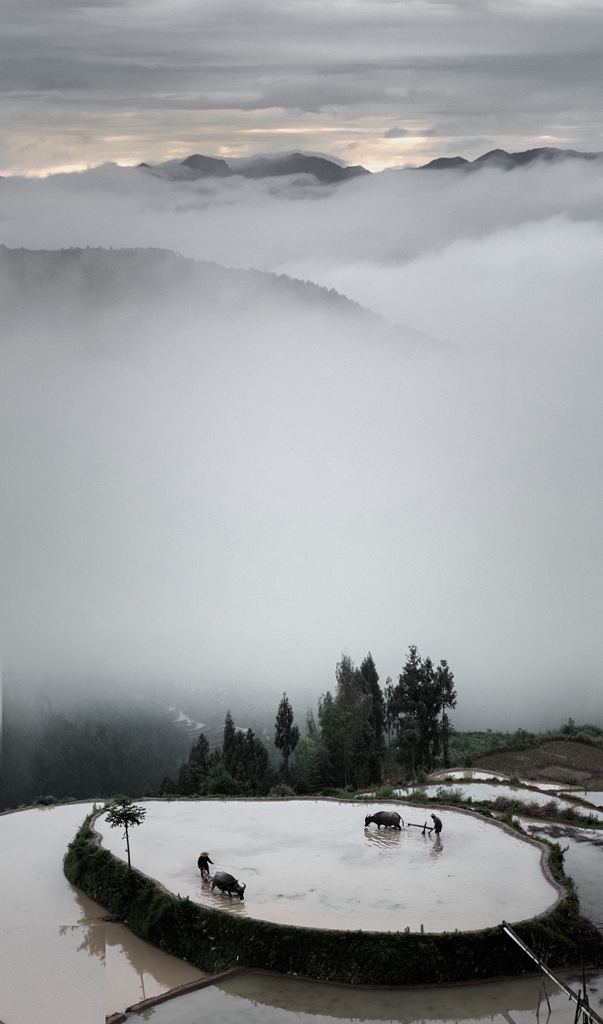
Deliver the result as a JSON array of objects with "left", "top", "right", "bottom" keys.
[
  {"left": 434, "top": 786, "right": 464, "bottom": 805},
  {"left": 405, "top": 788, "right": 429, "bottom": 804},
  {"left": 268, "top": 784, "right": 296, "bottom": 798}
]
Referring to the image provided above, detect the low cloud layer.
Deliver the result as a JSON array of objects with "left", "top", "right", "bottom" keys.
[{"left": 0, "top": 159, "right": 602, "bottom": 728}]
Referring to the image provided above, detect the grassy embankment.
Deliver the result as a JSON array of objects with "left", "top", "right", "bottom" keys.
[{"left": 64, "top": 807, "right": 603, "bottom": 986}]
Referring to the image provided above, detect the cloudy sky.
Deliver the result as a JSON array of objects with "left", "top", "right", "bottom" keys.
[{"left": 3, "top": 0, "right": 603, "bottom": 175}]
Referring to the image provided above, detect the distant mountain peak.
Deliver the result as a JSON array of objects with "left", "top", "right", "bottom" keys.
[
  {"left": 139, "top": 151, "right": 369, "bottom": 184},
  {"left": 235, "top": 152, "right": 369, "bottom": 183},
  {"left": 180, "top": 154, "right": 233, "bottom": 177},
  {"left": 420, "top": 146, "right": 603, "bottom": 171}
]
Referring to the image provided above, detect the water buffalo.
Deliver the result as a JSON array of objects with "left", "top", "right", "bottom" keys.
[
  {"left": 364, "top": 810, "right": 403, "bottom": 830},
  {"left": 211, "top": 871, "right": 246, "bottom": 899}
]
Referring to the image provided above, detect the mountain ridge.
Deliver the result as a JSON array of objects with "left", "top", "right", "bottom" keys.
[
  {"left": 141, "top": 151, "right": 369, "bottom": 184},
  {"left": 419, "top": 146, "right": 603, "bottom": 171},
  {"left": 0, "top": 244, "right": 447, "bottom": 352}
]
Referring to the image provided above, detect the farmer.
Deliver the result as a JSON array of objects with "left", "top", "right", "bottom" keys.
[
  {"left": 197, "top": 851, "right": 214, "bottom": 880},
  {"left": 430, "top": 813, "right": 442, "bottom": 835}
]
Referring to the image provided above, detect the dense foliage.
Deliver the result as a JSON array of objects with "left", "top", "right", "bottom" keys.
[
  {"left": 0, "top": 690, "right": 191, "bottom": 811},
  {"left": 160, "top": 648, "right": 459, "bottom": 797},
  {"left": 160, "top": 710, "right": 277, "bottom": 797}
]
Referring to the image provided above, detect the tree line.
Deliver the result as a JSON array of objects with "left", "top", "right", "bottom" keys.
[
  {"left": 160, "top": 646, "right": 458, "bottom": 798},
  {"left": 0, "top": 694, "right": 191, "bottom": 810}
]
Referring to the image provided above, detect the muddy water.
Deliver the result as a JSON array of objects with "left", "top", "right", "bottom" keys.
[
  {"left": 125, "top": 966, "right": 603, "bottom": 1024},
  {"left": 431, "top": 772, "right": 578, "bottom": 792},
  {"left": 0, "top": 804, "right": 205, "bottom": 1023},
  {"left": 576, "top": 790, "right": 603, "bottom": 807},
  {"left": 96, "top": 799, "right": 558, "bottom": 932},
  {"left": 393, "top": 784, "right": 603, "bottom": 821},
  {"left": 431, "top": 769, "right": 510, "bottom": 781},
  {"left": 527, "top": 826, "right": 603, "bottom": 931}
]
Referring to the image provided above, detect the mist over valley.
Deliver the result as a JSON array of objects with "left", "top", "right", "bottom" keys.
[{"left": 1, "top": 153, "right": 602, "bottom": 737}]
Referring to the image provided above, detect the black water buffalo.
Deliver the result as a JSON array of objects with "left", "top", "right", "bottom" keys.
[
  {"left": 211, "top": 871, "right": 246, "bottom": 899},
  {"left": 364, "top": 810, "right": 403, "bottom": 830}
]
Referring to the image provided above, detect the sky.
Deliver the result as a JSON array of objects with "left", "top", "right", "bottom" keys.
[
  {"left": 2, "top": 0, "right": 603, "bottom": 176},
  {"left": 0, "top": 0, "right": 601, "bottom": 731}
]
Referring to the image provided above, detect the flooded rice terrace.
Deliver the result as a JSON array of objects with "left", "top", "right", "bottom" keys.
[
  {"left": 96, "top": 799, "right": 558, "bottom": 932},
  {"left": 0, "top": 804, "right": 205, "bottom": 1024},
  {"left": 1, "top": 798, "right": 602, "bottom": 1024},
  {"left": 406, "top": 783, "right": 597, "bottom": 813}
]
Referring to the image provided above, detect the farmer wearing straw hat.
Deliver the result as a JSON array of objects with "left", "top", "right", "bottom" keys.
[{"left": 197, "top": 851, "right": 214, "bottom": 880}]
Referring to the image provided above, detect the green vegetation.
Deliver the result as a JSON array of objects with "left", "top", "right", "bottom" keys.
[
  {"left": 160, "top": 710, "right": 277, "bottom": 797},
  {"left": 64, "top": 811, "right": 603, "bottom": 985},
  {"left": 274, "top": 693, "right": 300, "bottom": 776},
  {"left": 0, "top": 689, "right": 191, "bottom": 812},
  {"left": 105, "top": 796, "right": 147, "bottom": 868},
  {"left": 448, "top": 722, "right": 603, "bottom": 770},
  {"left": 293, "top": 648, "right": 456, "bottom": 794},
  {"left": 5, "top": 648, "right": 602, "bottom": 814}
]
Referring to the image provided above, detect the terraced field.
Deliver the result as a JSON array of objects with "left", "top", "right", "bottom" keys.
[{"left": 474, "top": 741, "right": 603, "bottom": 785}]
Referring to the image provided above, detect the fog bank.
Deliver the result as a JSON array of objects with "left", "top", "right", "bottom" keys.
[{"left": 0, "top": 161, "right": 601, "bottom": 728}]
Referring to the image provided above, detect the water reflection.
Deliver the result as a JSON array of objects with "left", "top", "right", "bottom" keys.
[
  {"left": 430, "top": 835, "right": 444, "bottom": 858},
  {"left": 364, "top": 827, "right": 402, "bottom": 850},
  {"left": 124, "top": 967, "right": 603, "bottom": 1024},
  {"left": 0, "top": 804, "right": 205, "bottom": 1024}
]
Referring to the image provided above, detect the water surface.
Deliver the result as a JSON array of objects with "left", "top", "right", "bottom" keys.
[
  {"left": 96, "top": 799, "right": 559, "bottom": 932},
  {"left": 0, "top": 804, "right": 205, "bottom": 1023},
  {"left": 125, "top": 967, "right": 603, "bottom": 1024}
]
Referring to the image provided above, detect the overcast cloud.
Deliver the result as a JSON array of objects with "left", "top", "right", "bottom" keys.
[
  {"left": 2, "top": 0, "right": 603, "bottom": 174},
  {"left": 0, "top": 160, "right": 602, "bottom": 728}
]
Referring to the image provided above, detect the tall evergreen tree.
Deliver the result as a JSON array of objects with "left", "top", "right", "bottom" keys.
[
  {"left": 295, "top": 710, "right": 334, "bottom": 793},
  {"left": 316, "top": 655, "right": 383, "bottom": 789},
  {"left": 392, "top": 646, "right": 458, "bottom": 772},
  {"left": 334, "top": 655, "right": 364, "bottom": 787},
  {"left": 222, "top": 710, "right": 237, "bottom": 775},
  {"left": 435, "top": 660, "right": 457, "bottom": 766},
  {"left": 358, "top": 652, "right": 385, "bottom": 783},
  {"left": 274, "top": 693, "right": 300, "bottom": 773},
  {"left": 382, "top": 677, "right": 395, "bottom": 748}
]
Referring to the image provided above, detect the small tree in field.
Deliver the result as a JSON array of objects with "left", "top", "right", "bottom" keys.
[{"left": 105, "top": 796, "right": 147, "bottom": 868}]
